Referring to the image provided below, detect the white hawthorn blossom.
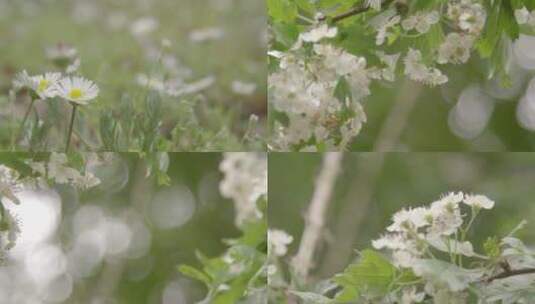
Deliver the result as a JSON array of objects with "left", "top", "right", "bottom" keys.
[
  {"left": 219, "top": 153, "right": 267, "bottom": 227},
  {"left": 373, "top": 192, "right": 491, "bottom": 269},
  {"left": 437, "top": 33, "right": 474, "bottom": 64},
  {"left": 447, "top": 0, "right": 486, "bottom": 35},
  {"left": 401, "top": 287, "right": 426, "bottom": 304},
  {"left": 268, "top": 229, "right": 293, "bottom": 257},
  {"left": 366, "top": 0, "right": 382, "bottom": 11},
  {"left": 404, "top": 49, "right": 448, "bottom": 86},
  {"left": 26, "top": 153, "right": 101, "bottom": 190},
  {"left": 299, "top": 24, "right": 337, "bottom": 43},
  {"left": 371, "top": 12, "right": 400, "bottom": 45},
  {"left": 515, "top": 7, "right": 535, "bottom": 27},
  {"left": 269, "top": 40, "right": 371, "bottom": 150},
  {"left": 401, "top": 11, "right": 439, "bottom": 34},
  {"left": 463, "top": 194, "right": 495, "bottom": 209}
]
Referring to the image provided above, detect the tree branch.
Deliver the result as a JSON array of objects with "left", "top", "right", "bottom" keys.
[
  {"left": 325, "top": 0, "right": 395, "bottom": 24},
  {"left": 292, "top": 153, "right": 343, "bottom": 281},
  {"left": 486, "top": 268, "right": 535, "bottom": 283}
]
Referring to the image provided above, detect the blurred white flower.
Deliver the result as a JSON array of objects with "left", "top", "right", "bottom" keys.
[
  {"left": 130, "top": 17, "right": 158, "bottom": 37},
  {"left": 55, "top": 76, "right": 99, "bottom": 105},
  {"left": 404, "top": 49, "right": 448, "bottom": 86},
  {"left": 370, "top": 12, "right": 400, "bottom": 45},
  {"left": 366, "top": 0, "right": 382, "bottom": 10},
  {"left": 447, "top": 1, "right": 486, "bottom": 35},
  {"left": 32, "top": 72, "right": 61, "bottom": 99},
  {"left": 268, "top": 229, "right": 293, "bottom": 257},
  {"left": 231, "top": 80, "right": 257, "bottom": 96},
  {"left": 13, "top": 71, "right": 61, "bottom": 99},
  {"left": 219, "top": 153, "right": 267, "bottom": 227},
  {"left": 401, "top": 11, "right": 439, "bottom": 34},
  {"left": 189, "top": 27, "right": 225, "bottom": 42},
  {"left": 401, "top": 287, "right": 425, "bottom": 304},
  {"left": 300, "top": 24, "right": 337, "bottom": 43},
  {"left": 463, "top": 194, "right": 495, "bottom": 210},
  {"left": 437, "top": 33, "right": 474, "bottom": 64}
]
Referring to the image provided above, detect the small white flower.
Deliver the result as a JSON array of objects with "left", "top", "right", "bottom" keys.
[
  {"left": 376, "top": 51, "right": 400, "bottom": 81},
  {"left": 13, "top": 71, "right": 61, "bottom": 99},
  {"left": 387, "top": 207, "right": 430, "bottom": 232},
  {"left": 300, "top": 24, "right": 337, "bottom": 43},
  {"left": 55, "top": 76, "right": 99, "bottom": 105},
  {"left": 189, "top": 27, "right": 225, "bottom": 43},
  {"left": 372, "top": 233, "right": 408, "bottom": 250},
  {"left": 45, "top": 43, "right": 78, "bottom": 62},
  {"left": 366, "top": 0, "right": 382, "bottom": 10},
  {"left": 447, "top": 1, "right": 486, "bottom": 35},
  {"left": 372, "top": 14, "right": 400, "bottom": 46},
  {"left": 268, "top": 229, "right": 293, "bottom": 257},
  {"left": 13, "top": 70, "right": 34, "bottom": 91},
  {"left": 463, "top": 194, "right": 495, "bottom": 209},
  {"left": 231, "top": 80, "right": 257, "bottom": 96},
  {"left": 515, "top": 7, "right": 530, "bottom": 24},
  {"left": 437, "top": 33, "right": 474, "bottom": 64},
  {"left": 401, "top": 287, "right": 425, "bottom": 304},
  {"left": 404, "top": 48, "right": 448, "bottom": 86},
  {"left": 401, "top": 11, "right": 439, "bottom": 34},
  {"left": 32, "top": 72, "right": 62, "bottom": 99}
]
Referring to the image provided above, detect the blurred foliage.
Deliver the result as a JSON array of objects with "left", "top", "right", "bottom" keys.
[{"left": 0, "top": 152, "right": 251, "bottom": 303}]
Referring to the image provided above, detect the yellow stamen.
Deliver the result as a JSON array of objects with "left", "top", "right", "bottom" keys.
[
  {"left": 69, "top": 88, "right": 83, "bottom": 99},
  {"left": 37, "top": 79, "right": 49, "bottom": 93}
]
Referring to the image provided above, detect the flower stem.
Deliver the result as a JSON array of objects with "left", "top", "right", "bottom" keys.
[
  {"left": 17, "top": 98, "right": 35, "bottom": 143},
  {"left": 65, "top": 103, "right": 77, "bottom": 153}
]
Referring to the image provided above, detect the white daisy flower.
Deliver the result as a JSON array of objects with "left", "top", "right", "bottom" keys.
[
  {"left": 13, "top": 70, "right": 33, "bottom": 91},
  {"left": 13, "top": 71, "right": 61, "bottom": 99},
  {"left": 32, "top": 72, "right": 61, "bottom": 99},
  {"left": 56, "top": 76, "right": 99, "bottom": 105}
]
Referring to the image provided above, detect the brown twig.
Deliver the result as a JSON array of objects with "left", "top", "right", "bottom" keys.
[
  {"left": 486, "top": 267, "right": 535, "bottom": 283},
  {"left": 325, "top": 0, "right": 395, "bottom": 23}
]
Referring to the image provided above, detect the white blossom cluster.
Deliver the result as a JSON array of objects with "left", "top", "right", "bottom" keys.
[
  {"left": 219, "top": 153, "right": 267, "bottom": 227},
  {"left": 372, "top": 192, "right": 497, "bottom": 300},
  {"left": 268, "top": 229, "right": 293, "bottom": 257},
  {"left": 269, "top": 25, "right": 400, "bottom": 150},
  {"left": 515, "top": 6, "right": 535, "bottom": 27},
  {"left": 26, "top": 153, "right": 101, "bottom": 190},
  {"left": 373, "top": 192, "right": 493, "bottom": 268},
  {"left": 268, "top": 0, "right": 493, "bottom": 149}
]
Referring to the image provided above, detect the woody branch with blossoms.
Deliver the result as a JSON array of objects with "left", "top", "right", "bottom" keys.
[
  {"left": 268, "top": 0, "right": 535, "bottom": 151},
  {"left": 269, "top": 190, "right": 535, "bottom": 303}
]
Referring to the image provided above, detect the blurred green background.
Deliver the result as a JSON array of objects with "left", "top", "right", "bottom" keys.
[
  {"left": 0, "top": 152, "right": 242, "bottom": 303},
  {"left": 0, "top": 0, "right": 266, "bottom": 150},
  {"left": 269, "top": 152, "right": 535, "bottom": 280}
]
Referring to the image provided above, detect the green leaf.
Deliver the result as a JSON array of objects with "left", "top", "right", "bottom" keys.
[
  {"left": 178, "top": 264, "right": 212, "bottom": 285},
  {"left": 333, "top": 249, "right": 396, "bottom": 302},
  {"left": 267, "top": 0, "right": 298, "bottom": 22},
  {"left": 290, "top": 291, "right": 334, "bottom": 304}
]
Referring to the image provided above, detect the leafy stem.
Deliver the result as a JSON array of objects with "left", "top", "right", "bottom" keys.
[
  {"left": 65, "top": 102, "right": 78, "bottom": 153},
  {"left": 16, "top": 97, "right": 35, "bottom": 144}
]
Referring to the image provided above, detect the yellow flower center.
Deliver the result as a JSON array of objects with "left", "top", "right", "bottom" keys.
[
  {"left": 37, "top": 79, "right": 49, "bottom": 92},
  {"left": 69, "top": 88, "right": 83, "bottom": 99}
]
